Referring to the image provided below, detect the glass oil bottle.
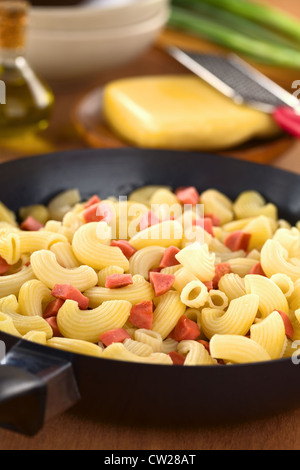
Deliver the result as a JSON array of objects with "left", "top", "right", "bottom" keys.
[{"left": 0, "top": 0, "right": 54, "bottom": 138}]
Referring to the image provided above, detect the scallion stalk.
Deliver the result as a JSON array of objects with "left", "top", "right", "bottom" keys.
[
  {"left": 196, "top": 0, "right": 300, "bottom": 42},
  {"left": 172, "top": 0, "right": 299, "bottom": 50},
  {"left": 168, "top": 6, "right": 300, "bottom": 68}
]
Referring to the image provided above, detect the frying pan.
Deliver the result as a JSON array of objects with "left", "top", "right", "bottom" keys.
[{"left": 1, "top": 148, "right": 300, "bottom": 436}]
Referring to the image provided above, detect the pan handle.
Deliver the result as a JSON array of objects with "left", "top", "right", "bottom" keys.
[{"left": 0, "top": 340, "right": 80, "bottom": 436}]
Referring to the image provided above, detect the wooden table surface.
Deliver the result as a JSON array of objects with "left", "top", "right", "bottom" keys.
[{"left": 1, "top": 0, "right": 300, "bottom": 451}]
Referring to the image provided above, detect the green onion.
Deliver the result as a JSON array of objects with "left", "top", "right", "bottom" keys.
[
  {"left": 168, "top": 6, "right": 300, "bottom": 68},
  {"left": 172, "top": 0, "right": 299, "bottom": 50},
  {"left": 195, "top": 0, "right": 300, "bottom": 42}
]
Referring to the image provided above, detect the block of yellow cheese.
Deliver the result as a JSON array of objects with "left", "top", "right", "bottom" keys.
[{"left": 103, "top": 75, "right": 280, "bottom": 151}]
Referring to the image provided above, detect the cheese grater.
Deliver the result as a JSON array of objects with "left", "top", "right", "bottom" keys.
[{"left": 167, "top": 46, "right": 300, "bottom": 139}]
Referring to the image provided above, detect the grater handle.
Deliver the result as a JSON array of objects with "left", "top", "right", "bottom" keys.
[{"left": 273, "top": 107, "right": 300, "bottom": 139}]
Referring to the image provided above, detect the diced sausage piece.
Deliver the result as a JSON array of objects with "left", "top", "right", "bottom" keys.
[
  {"left": 198, "top": 340, "right": 210, "bottom": 353},
  {"left": 249, "top": 262, "right": 266, "bottom": 276},
  {"left": 149, "top": 272, "right": 175, "bottom": 297},
  {"left": 149, "top": 267, "right": 162, "bottom": 275},
  {"left": 84, "top": 195, "right": 101, "bottom": 208},
  {"left": 43, "top": 298, "right": 65, "bottom": 319},
  {"left": 224, "top": 231, "right": 251, "bottom": 252},
  {"left": 105, "top": 274, "right": 133, "bottom": 289},
  {"left": 169, "top": 351, "right": 186, "bottom": 365},
  {"left": 213, "top": 263, "right": 232, "bottom": 289},
  {"left": 139, "top": 211, "right": 160, "bottom": 231},
  {"left": 46, "top": 316, "right": 63, "bottom": 337},
  {"left": 83, "top": 203, "right": 113, "bottom": 224},
  {"left": 175, "top": 186, "right": 200, "bottom": 205},
  {"left": 171, "top": 315, "right": 200, "bottom": 342},
  {"left": 0, "top": 256, "right": 10, "bottom": 275},
  {"left": 206, "top": 213, "right": 221, "bottom": 227},
  {"left": 20, "top": 216, "right": 44, "bottom": 231},
  {"left": 51, "top": 284, "right": 89, "bottom": 310},
  {"left": 111, "top": 240, "right": 137, "bottom": 259},
  {"left": 130, "top": 301, "right": 154, "bottom": 329},
  {"left": 82, "top": 203, "right": 101, "bottom": 223},
  {"left": 159, "top": 246, "right": 181, "bottom": 268},
  {"left": 277, "top": 310, "right": 294, "bottom": 339},
  {"left": 192, "top": 217, "right": 215, "bottom": 237},
  {"left": 100, "top": 328, "right": 131, "bottom": 347}
]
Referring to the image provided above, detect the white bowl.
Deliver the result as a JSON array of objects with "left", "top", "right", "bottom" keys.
[
  {"left": 29, "top": 0, "right": 170, "bottom": 31},
  {"left": 27, "top": 6, "right": 170, "bottom": 81}
]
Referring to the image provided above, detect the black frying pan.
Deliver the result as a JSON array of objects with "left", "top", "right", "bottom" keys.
[{"left": 1, "top": 148, "right": 300, "bottom": 436}]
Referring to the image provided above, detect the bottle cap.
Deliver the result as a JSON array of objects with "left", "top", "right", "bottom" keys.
[{"left": 0, "top": 0, "right": 29, "bottom": 50}]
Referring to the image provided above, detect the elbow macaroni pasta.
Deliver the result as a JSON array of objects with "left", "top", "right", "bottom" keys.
[{"left": 0, "top": 186, "right": 298, "bottom": 367}]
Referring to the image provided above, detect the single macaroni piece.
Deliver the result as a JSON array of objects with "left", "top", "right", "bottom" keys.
[
  {"left": 23, "top": 330, "right": 47, "bottom": 345},
  {"left": 250, "top": 311, "right": 286, "bottom": 360},
  {"left": 4, "top": 309, "right": 53, "bottom": 338},
  {"left": 123, "top": 338, "right": 153, "bottom": 357},
  {"left": 129, "top": 220, "right": 183, "bottom": 250},
  {"left": 134, "top": 329, "right": 163, "bottom": 353},
  {"left": 244, "top": 274, "right": 289, "bottom": 318},
  {"left": 288, "top": 279, "right": 300, "bottom": 311},
  {"left": 152, "top": 291, "right": 186, "bottom": 340},
  {"left": 184, "top": 308, "right": 200, "bottom": 323},
  {"left": 273, "top": 227, "right": 300, "bottom": 258},
  {"left": 228, "top": 258, "right": 257, "bottom": 278},
  {"left": 101, "top": 343, "right": 173, "bottom": 365},
  {"left": 0, "top": 312, "right": 21, "bottom": 336},
  {"left": 59, "top": 211, "right": 84, "bottom": 242},
  {"left": 180, "top": 280, "right": 209, "bottom": 309},
  {"left": 177, "top": 340, "right": 216, "bottom": 366},
  {"left": 218, "top": 273, "right": 246, "bottom": 302},
  {"left": 48, "top": 189, "right": 81, "bottom": 221},
  {"left": 31, "top": 250, "right": 98, "bottom": 291},
  {"left": 160, "top": 337, "right": 179, "bottom": 354},
  {"left": 129, "top": 246, "right": 165, "bottom": 280},
  {"left": 0, "top": 265, "right": 35, "bottom": 298},
  {"left": 201, "top": 189, "right": 234, "bottom": 225},
  {"left": 149, "top": 188, "right": 178, "bottom": 207},
  {"left": 50, "top": 242, "right": 81, "bottom": 269},
  {"left": 291, "top": 309, "right": 300, "bottom": 340},
  {"left": 160, "top": 265, "right": 181, "bottom": 275},
  {"left": 261, "top": 239, "right": 300, "bottom": 282},
  {"left": 47, "top": 337, "right": 103, "bottom": 357},
  {"left": 207, "top": 290, "right": 229, "bottom": 310},
  {"left": 201, "top": 294, "right": 259, "bottom": 339},
  {"left": 57, "top": 299, "right": 132, "bottom": 343},
  {"left": 270, "top": 273, "right": 294, "bottom": 299},
  {"left": 247, "top": 249, "right": 261, "bottom": 261},
  {"left": 243, "top": 216, "right": 276, "bottom": 251},
  {"left": 0, "top": 201, "right": 17, "bottom": 226},
  {"left": 210, "top": 335, "right": 272, "bottom": 364},
  {"left": 128, "top": 185, "right": 172, "bottom": 206},
  {"left": 175, "top": 242, "right": 215, "bottom": 282},
  {"left": 0, "top": 222, "right": 19, "bottom": 235},
  {"left": 216, "top": 250, "right": 246, "bottom": 263},
  {"left": 233, "top": 191, "right": 277, "bottom": 220},
  {"left": 85, "top": 275, "right": 154, "bottom": 307},
  {"left": 18, "top": 279, "right": 53, "bottom": 317},
  {"left": 0, "top": 294, "right": 52, "bottom": 338},
  {"left": 0, "top": 230, "right": 68, "bottom": 265},
  {"left": 173, "top": 267, "right": 198, "bottom": 293},
  {"left": 72, "top": 222, "right": 129, "bottom": 271}
]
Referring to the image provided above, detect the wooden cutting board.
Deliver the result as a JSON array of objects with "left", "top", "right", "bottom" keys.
[{"left": 72, "top": 30, "right": 297, "bottom": 164}]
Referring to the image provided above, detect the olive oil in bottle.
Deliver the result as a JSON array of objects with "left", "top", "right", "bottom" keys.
[{"left": 0, "top": 0, "right": 54, "bottom": 137}]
